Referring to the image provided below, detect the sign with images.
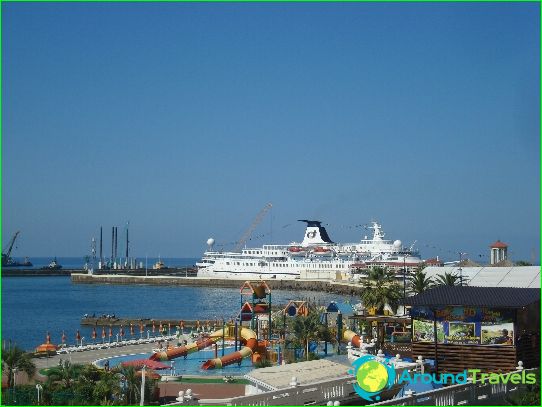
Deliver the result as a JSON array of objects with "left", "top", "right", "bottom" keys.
[
  {"left": 446, "top": 322, "right": 479, "bottom": 345},
  {"left": 410, "top": 306, "right": 515, "bottom": 346},
  {"left": 481, "top": 322, "right": 514, "bottom": 345},
  {"left": 412, "top": 319, "right": 444, "bottom": 343}
]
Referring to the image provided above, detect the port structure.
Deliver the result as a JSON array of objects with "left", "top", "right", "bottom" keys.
[
  {"left": 234, "top": 203, "right": 272, "bottom": 251},
  {"left": 2, "top": 231, "right": 20, "bottom": 266}
]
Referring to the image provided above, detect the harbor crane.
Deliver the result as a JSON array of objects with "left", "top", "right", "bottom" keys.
[
  {"left": 2, "top": 231, "right": 20, "bottom": 266},
  {"left": 235, "top": 203, "right": 273, "bottom": 251}
]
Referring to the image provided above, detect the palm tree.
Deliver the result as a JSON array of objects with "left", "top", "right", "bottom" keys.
[
  {"left": 1, "top": 344, "right": 36, "bottom": 388},
  {"left": 288, "top": 309, "right": 332, "bottom": 360},
  {"left": 115, "top": 366, "right": 141, "bottom": 405},
  {"left": 73, "top": 364, "right": 102, "bottom": 405},
  {"left": 409, "top": 269, "right": 434, "bottom": 295},
  {"left": 434, "top": 272, "right": 460, "bottom": 286},
  {"left": 93, "top": 370, "right": 122, "bottom": 405},
  {"left": 360, "top": 267, "right": 402, "bottom": 314},
  {"left": 45, "top": 360, "right": 83, "bottom": 389}
]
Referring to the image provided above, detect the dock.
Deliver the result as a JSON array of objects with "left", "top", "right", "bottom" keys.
[
  {"left": 81, "top": 317, "right": 223, "bottom": 328},
  {"left": 71, "top": 273, "right": 364, "bottom": 296},
  {"left": 2, "top": 267, "right": 197, "bottom": 277}
]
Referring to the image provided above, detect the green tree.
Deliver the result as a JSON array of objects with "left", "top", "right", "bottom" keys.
[
  {"left": 434, "top": 272, "right": 460, "bottom": 286},
  {"left": 1, "top": 344, "right": 36, "bottom": 388},
  {"left": 515, "top": 260, "right": 533, "bottom": 266},
  {"left": 45, "top": 360, "right": 83, "bottom": 389},
  {"left": 72, "top": 364, "right": 103, "bottom": 405},
  {"left": 409, "top": 269, "right": 434, "bottom": 295},
  {"left": 360, "top": 267, "right": 402, "bottom": 314},
  {"left": 288, "top": 309, "right": 332, "bottom": 360},
  {"left": 92, "top": 370, "right": 122, "bottom": 405},
  {"left": 115, "top": 366, "right": 141, "bottom": 405}
]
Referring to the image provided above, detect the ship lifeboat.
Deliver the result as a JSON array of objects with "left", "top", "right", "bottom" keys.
[
  {"left": 312, "top": 247, "right": 332, "bottom": 255},
  {"left": 288, "top": 246, "right": 306, "bottom": 256}
]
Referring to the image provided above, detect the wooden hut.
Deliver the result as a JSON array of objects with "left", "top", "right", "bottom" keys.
[{"left": 405, "top": 286, "right": 540, "bottom": 373}]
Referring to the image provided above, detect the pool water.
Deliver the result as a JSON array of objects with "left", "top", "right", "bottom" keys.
[{"left": 94, "top": 347, "right": 254, "bottom": 376}]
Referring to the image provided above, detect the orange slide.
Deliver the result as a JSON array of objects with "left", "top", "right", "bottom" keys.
[
  {"left": 343, "top": 329, "right": 362, "bottom": 348},
  {"left": 201, "top": 327, "right": 257, "bottom": 370},
  {"left": 149, "top": 329, "right": 224, "bottom": 361}
]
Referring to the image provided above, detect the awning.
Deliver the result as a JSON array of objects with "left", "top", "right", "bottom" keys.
[{"left": 121, "top": 359, "right": 170, "bottom": 370}]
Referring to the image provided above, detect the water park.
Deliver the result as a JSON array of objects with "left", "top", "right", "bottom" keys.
[{"left": 3, "top": 281, "right": 539, "bottom": 406}]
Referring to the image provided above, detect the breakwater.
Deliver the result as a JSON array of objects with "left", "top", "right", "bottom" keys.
[
  {"left": 81, "top": 316, "right": 221, "bottom": 329},
  {"left": 71, "top": 273, "right": 363, "bottom": 295},
  {"left": 2, "top": 268, "right": 75, "bottom": 276},
  {"left": 2, "top": 267, "right": 196, "bottom": 277}
]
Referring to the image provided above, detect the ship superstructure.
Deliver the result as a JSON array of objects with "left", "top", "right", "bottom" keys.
[{"left": 197, "top": 220, "right": 423, "bottom": 280}]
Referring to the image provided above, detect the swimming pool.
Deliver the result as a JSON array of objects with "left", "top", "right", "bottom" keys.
[{"left": 94, "top": 347, "right": 254, "bottom": 376}]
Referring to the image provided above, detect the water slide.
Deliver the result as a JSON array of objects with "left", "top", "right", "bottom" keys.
[
  {"left": 149, "top": 329, "right": 224, "bottom": 361},
  {"left": 343, "top": 329, "right": 362, "bottom": 348},
  {"left": 201, "top": 327, "right": 257, "bottom": 370}
]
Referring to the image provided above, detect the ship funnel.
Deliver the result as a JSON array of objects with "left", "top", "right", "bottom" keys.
[{"left": 298, "top": 220, "right": 334, "bottom": 246}]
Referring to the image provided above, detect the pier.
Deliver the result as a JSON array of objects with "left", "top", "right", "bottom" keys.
[
  {"left": 3, "top": 267, "right": 196, "bottom": 277},
  {"left": 81, "top": 317, "right": 224, "bottom": 329},
  {"left": 70, "top": 273, "right": 364, "bottom": 295}
]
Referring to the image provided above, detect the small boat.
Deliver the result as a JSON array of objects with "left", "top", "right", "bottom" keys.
[
  {"left": 153, "top": 257, "right": 168, "bottom": 270},
  {"left": 42, "top": 257, "right": 62, "bottom": 270},
  {"left": 22, "top": 257, "right": 33, "bottom": 266}
]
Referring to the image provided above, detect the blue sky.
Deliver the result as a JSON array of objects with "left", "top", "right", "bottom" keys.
[{"left": 2, "top": 2, "right": 540, "bottom": 263}]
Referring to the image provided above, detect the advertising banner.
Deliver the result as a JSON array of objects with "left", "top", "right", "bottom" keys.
[
  {"left": 481, "top": 322, "right": 514, "bottom": 345},
  {"left": 411, "top": 306, "right": 514, "bottom": 346},
  {"left": 412, "top": 319, "right": 444, "bottom": 342}
]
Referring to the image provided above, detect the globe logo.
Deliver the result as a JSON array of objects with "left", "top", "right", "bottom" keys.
[
  {"left": 350, "top": 355, "right": 396, "bottom": 402},
  {"left": 357, "top": 360, "right": 389, "bottom": 392}
]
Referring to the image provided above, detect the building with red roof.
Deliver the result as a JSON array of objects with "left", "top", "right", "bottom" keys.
[{"left": 490, "top": 240, "right": 508, "bottom": 265}]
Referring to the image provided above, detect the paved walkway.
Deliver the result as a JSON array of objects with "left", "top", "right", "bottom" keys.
[{"left": 33, "top": 341, "right": 162, "bottom": 371}]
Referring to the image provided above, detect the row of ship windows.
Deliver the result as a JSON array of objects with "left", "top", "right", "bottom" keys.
[
  {"left": 245, "top": 251, "right": 283, "bottom": 255},
  {"left": 225, "top": 262, "right": 345, "bottom": 269}
]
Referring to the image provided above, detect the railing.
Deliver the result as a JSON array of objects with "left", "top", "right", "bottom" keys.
[
  {"left": 370, "top": 367, "right": 538, "bottom": 406},
  {"left": 196, "top": 376, "right": 359, "bottom": 406},
  {"left": 166, "top": 366, "right": 537, "bottom": 406}
]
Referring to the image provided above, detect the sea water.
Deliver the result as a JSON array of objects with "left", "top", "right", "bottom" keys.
[{"left": 1, "top": 275, "right": 355, "bottom": 350}]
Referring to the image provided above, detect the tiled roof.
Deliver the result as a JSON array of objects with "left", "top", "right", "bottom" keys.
[
  {"left": 404, "top": 286, "right": 540, "bottom": 308},
  {"left": 490, "top": 240, "right": 508, "bottom": 248}
]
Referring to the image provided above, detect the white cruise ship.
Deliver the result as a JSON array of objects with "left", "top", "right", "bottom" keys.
[{"left": 196, "top": 220, "right": 423, "bottom": 280}]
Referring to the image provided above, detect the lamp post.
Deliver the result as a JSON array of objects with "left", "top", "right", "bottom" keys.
[
  {"left": 402, "top": 256, "right": 407, "bottom": 314},
  {"left": 140, "top": 365, "right": 146, "bottom": 406},
  {"left": 36, "top": 383, "right": 43, "bottom": 405},
  {"left": 12, "top": 367, "right": 18, "bottom": 403}
]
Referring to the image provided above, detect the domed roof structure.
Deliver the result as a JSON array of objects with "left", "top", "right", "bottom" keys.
[{"left": 490, "top": 240, "right": 508, "bottom": 248}]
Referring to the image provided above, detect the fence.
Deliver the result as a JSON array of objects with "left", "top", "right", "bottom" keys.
[
  {"left": 169, "top": 367, "right": 538, "bottom": 406},
  {"left": 370, "top": 367, "right": 539, "bottom": 406}
]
